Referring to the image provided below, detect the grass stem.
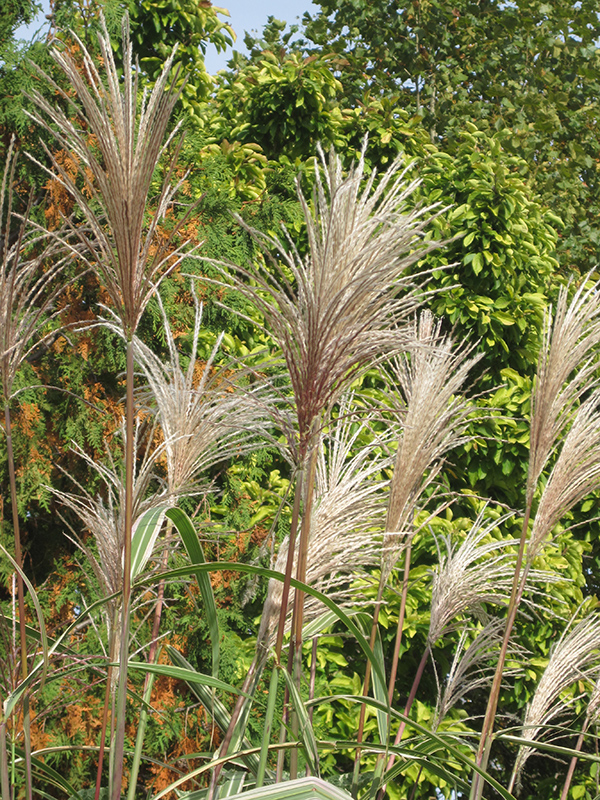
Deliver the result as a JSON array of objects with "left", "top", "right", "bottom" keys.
[{"left": 4, "top": 402, "right": 31, "bottom": 800}]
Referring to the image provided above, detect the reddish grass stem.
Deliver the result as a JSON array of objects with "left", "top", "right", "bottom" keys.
[
  {"left": 111, "top": 340, "right": 135, "bottom": 800},
  {"left": 4, "top": 402, "right": 31, "bottom": 800},
  {"left": 471, "top": 503, "right": 532, "bottom": 800}
]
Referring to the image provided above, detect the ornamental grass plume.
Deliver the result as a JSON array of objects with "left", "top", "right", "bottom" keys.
[
  {"left": 433, "top": 620, "right": 506, "bottom": 730},
  {"left": 27, "top": 14, "right": 191, "bottom": 338},
  {"left": 509, "top": 612, "right": 600, "bottom": 794},
  {"left": 208, "top": 142, "right": 448, "bottom": 721},
  {"left": 1, "top": 141, "right": 76, "bottom": 404},
  {"left": 51, "top": 417, "right": 167, "bottom": 639},
  {"left": 210, "top": 141, "right": 448, "bottom": 789},
  {"left": 355, "top": 310, "right": 480, "bottom": 790},
  {"left": 256, "top": 397, "right": 390, "bottom": 654},
  {"left": 381, "top": 309, "right": 481, "bottom": 584},
  {"left": 527, "top": 278, "right": 600, "bottom": 505},
  {"left": 130, "top": 284, "right": 265, "bottom": 502},
  {"left": 428, "top": 511, "right": 517, "bottom": 646},
  {"left": 389, "top": 512, "right": 516, "bottom": 746},
  {"left": 528, "top": 389, "right": 600, "bottom": 561},
  {"left": 217, "top": 142, "right": 443, "bottom": 462}
]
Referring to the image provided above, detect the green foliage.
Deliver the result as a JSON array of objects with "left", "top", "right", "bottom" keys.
[
  {"left": 302, "top": 0, "right": 600, "bottom": 270},
  {"left": 129, "top": 0, "right": 234, "bottom": 112},
  {"left": 420, "top": 126, "right": 558, "bottom": 381},
  {"left": 0, "top": 0, "right": 38, "bottom": 41},
  {"left": 202, "top": 49, "right": 344, "bottom": 159}
]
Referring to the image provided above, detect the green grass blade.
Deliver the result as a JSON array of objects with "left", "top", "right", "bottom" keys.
[
  {"left": 127, "top": 661, "right": 247, "bottom": 696},
  {"left": 167, "top": 507, "right": 220, "bottom": 679},
  {"left": 257, "top": 666, "right": 279, "bottom": 788},
  {"left": 166, "top": 646, "right": 265, "bottom": 778},
  {"left": 0, "top": 543, "right": 48, "bottom": 690},
  {"left": 131, "top": 506, "right": 166, "bottom": 579},
  {"left": 280, "top": 667, "right": 320, "bottom": 776},
  {"left": 498, "top": 733, "right": 600, "bottom": 764},
  {"left": 309, "top": 694, "right": 516, "bottom": 800},
  {"left": 12, "top": 748, "right": 79, "bottom": 797}
]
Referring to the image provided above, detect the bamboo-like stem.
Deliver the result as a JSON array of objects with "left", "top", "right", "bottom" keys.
[
  {"left": 111, "top": 339, "right": 135, "bottom": 800},
  {"left": 408, "top": 766, "right": 423, "bottom": 800},
  {"left": 127, "top": 671, "right": 155, "bottom": 800},
  {"left": 126, "top": 537, "right": 169, "bottom": 800},
  {"left": 351, "top": 590, "right": 383, "bottom": 797},
  {"left": 209, "top": 465, "right": 304, "bottom": 795},
  {"left": 289, "top": 441, "right": 319, "bottom": 780},
  {"left": 366, "top": 533, "right": 416, "bottom": 800},
  {"left": 291, "top": 441, "right": 319, "bottom": 662},
  {"left": 470, "top": 502, "right": 533, "bottom": 800},
  {"left": 308, "top": 637, "right": 318, "bottom": 727},
  {"left": 94, "top": 662, "right": 113, "bottom": 800},
  {"left": 4, "top": 402, "right": 31, "bottom": 800},
  {"left": 276, "top": 683, "right": 290, "bottom": 783},
  {"left": 376, "top": 642, "right": 431, "bottom": 800},
  {"left": 3, "top": 406, "right": 27, "bottom": 684},
  {"left": 393, "top": 644, "right": 430, "bottom": 749},
  {"left": 388, "top": 532, "right": 415, "bottom": 702},
  {"left": 276, "top": 653, "right": 293, "bottom": 782},
  {"left": 208, "top": 657, "right": 261, "bottom": 799},
  {"left": 559, "top": 718, "right": 589, "bottom": 800},
  {"left": 274, "top": 468, "right": 303, "bottom": 662},
  {"left": 0, "top": 721, "right": 8, "bottom": 800},
  {"left": 595, "top": 730, "right": 599, "bottom": 797}
]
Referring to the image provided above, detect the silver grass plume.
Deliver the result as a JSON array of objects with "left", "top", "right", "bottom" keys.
[
  {"left": 433, "top": 620, "right": 508, "bottom": 729},
  {"left": 586, "top": 671, "right": 600, "bottom": 724},
  {"left": 528, "top": 278, "right": 600, "bottom": 505},
  {"left": 528, "top": 389, "right": 600, "bottom": 561},
  {"left": 256, "top": 396, "right": 390, "bottom": 651},
  {"left": 51, "top": 418, "right": 166, "bottom": 629},
  {"left": 381, "top": 310, "right": 481, "bottom": 582},
  {"left": 27, "top": 14, "right": 190, "bottom": 336},
  {"left": 510, "top": 612, "right": 600, "bottom": 792},
  {"left": 125, "top": 285, "right": 265, "bottom": 500},
  {"left": 211, "top": 141, "right": 446, "bottom": 461},
  {"left": 0, "top": 139, "right": 76, "bottom": 402},
  {"left": 428, "top": 509, "right": 517, "bottom": 646}
]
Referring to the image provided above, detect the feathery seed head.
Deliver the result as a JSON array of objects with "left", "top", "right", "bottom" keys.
[
  {"left": 434, "top": 620, "right": 507, "bottom": 728},
  {"left": 381, "top": 310, "right": 481, "bottom": 580},
  {"left": 27, "top": 14, "right": 190, "bottom": 336},
  {"left": 511, "top": 612, "right": 600, "bottom": 789},
  {"left": 257, "top": 400, "right": 389, "bottom": 649},
  {"left": 51, "top": 417, "right": 167, "bottom": 603},
  {"left": 528, "top": 277, "right": 600, "bottom": 503},
  {"left": 211, "top": 142, "right": 447, "bottom": 462},
  {"left": 428, "top": 509, "right": 516, "bottom": 646},
  {"left": 0, "top": 141, "right": 76, "bottom": 401},
  {"left": 529, "top": 389, "right": 600, "bottom": 562},
  {"left": 130, "top": 285, "right": 266, "bottom": 500}
]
